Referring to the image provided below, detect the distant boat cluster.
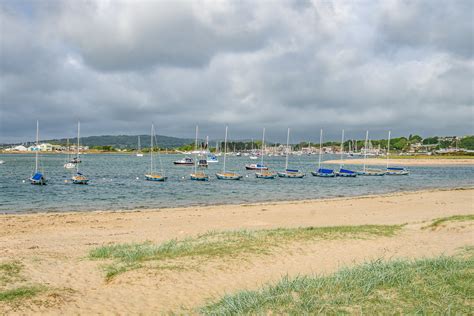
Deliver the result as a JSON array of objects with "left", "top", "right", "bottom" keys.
[{"left": 12, "top": 122, "right": 409, "bottom": 186}]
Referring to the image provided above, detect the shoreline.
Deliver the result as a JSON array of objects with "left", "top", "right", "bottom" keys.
[
  {"left": 325, "top": 158, "right": 474, "bottom": 165},
  {"left": 2, "top": 186, "right": 473, "bottom": 217},
  {"left": 1, "top": 187, "right": 473, "bottom": 313}
]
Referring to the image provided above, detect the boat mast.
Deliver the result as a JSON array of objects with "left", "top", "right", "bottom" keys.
[
  {"left": 260, "top": 128, "right": 265, "bottom": 167},
  {"left": 35, "top": 120, "right": 39, "bottom": 173},
  {"left": 363, "top": 130, "right": 369, "bottom": 172},
  {"left": 194, "top": 125, "right": 198, "bottom": 174},
  {"left": 150, "top": 124, "right": 154, "bottom": 175},
  {"left": 285, "top": 128, "right": 290, "bottom": 170},
  {"left": 340, "top": 129, "right": 345, "bottom": 170},
  {"left": 318, "top": 128, "right": 323, "bottom": 170},
  {"left": 138, "top": 136, "right": 141, "bottom": 153},
  {"left": 223, "top": 126, "right": 228, "bottom": 173},
  {"left": 76, "top": 121, "right": 80, "bottom": 173},
  {"left": 387, "top": 130, "right": 391, "bottom": 169}
]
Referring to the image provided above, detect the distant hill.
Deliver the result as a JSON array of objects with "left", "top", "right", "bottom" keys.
[{"left": 43, "top": 135, "right": 194, "bottom": 149}]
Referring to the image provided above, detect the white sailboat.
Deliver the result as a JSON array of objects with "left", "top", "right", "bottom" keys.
[
  {"left": 145, "top": 123, "right": 167, "bottom": 181},
  {"left": 64, "top": 138, "right": 75, "bottom": 169},
  {"left": 277, "top": 128, "right": 305, "bottom": 178},
  {"left": 255, "top": 128, "right": 276, "bottom": 179},
  {"left": 136, "top": 136, "right": 144, "bottom": 157},
  {"left": 357, "top": 130, "right": 385, "bottom": 176},
  {"left": 30, "top": 120, "right": 47, "bottom": 185},
  {"left": 385, "top": 130, "right": 409, "bottom": 175},
  {"left": 335, "top": 129, "right": 357, "bottom": 177},
  {"left": 190, "top": 126, "right": 209, "bottom": 181},
  {"left": 312, "top": 129, "right": 335, "bottom": 177},
  {"left": 216, "top": 126, "right": 242, "bottom": 180},
  {"left": 72, "top": 121, "right": 89, "bottom": 184}
]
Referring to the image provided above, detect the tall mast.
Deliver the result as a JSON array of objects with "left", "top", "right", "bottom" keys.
[
  {"left": 194, "top": 125, "right": 198, "bottom": 174},
  {"left": 318, "top": 128, "right": 323, "bottom": 170},
  {"left": 150, "top": 124, "right": 154, "bottom": 174},
  {"left": 285, "top": 128, "right": 290, "bottom": 170},
  {"left": 76, "top": 121, "right": 80, "bottom": 173},
  {"left": 340, "top": 129, "right": 345, "bottom": 170},
  {"left": 260, "top": 128, "right": 265, "bottom": 167},
  {"left": 223, "top": 126, "right": 228, "bottom": 173},
  {"left": 387, "top": 130, "right": 391, "bottom": 169},
  {"left": 138, "top": 136, "right": 141, "bottom": 152},
  {"left": 35, "top": 120, "right": 39, "bottom": 173},
  {"left": 363, "top": 130, "right": 369, "bottom": 172}
]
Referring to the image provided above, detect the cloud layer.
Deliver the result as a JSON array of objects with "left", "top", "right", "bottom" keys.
[{"left": 1, "top": 0, "right": 473, "bottom": 143}]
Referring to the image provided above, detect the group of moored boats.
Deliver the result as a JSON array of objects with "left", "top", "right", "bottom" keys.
[{"left": 18, "top": 123, "right": 408, "bottom": 186}]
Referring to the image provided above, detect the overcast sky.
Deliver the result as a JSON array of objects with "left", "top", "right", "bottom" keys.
[{"left": 1, "top": 0, "right": 473, "bottom": 144}]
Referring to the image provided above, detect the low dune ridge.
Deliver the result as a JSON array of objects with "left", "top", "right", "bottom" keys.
[
  {"left": 0, "top": 188, "right": 473, "bottom": 314},
  {"left": 325, "top": 158, "right": 474, "bottom": 166}
]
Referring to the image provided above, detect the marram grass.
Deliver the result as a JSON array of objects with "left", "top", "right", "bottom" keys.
[
  {"left": 90, "top": 224, "right": 401, "bottom": 279},
  {"left": 424, "top": 214, "right": 474, "bottom": 229},
  {"left": 0, "top": 286, "right": 45, "bottom": 302},
  {"left": 200, "top": 255, "right": 474, "bottom": 315}
]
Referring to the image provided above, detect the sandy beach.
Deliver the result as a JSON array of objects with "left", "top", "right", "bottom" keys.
[
  {"left": 1, "top": 187, "right": 473, "bottom": 314},
  {"left": 325, "top": 158, "right": 474, "bottom": 166}
]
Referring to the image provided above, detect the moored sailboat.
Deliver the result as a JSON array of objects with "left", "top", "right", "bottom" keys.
[
  {"left": 357, "top": 130, "right": 385, "bottom": 176},
  {"left": 63, "top": 138, "right": 76, "bottom": 169},
  {"left": 72, "top": 121, "right": 89, "bottom": 184},
  {"left": 277, "top": 128, "right": 305, "bottom": 178},
  {"left": 385, "top": 131, "right": 409, "bottom": 175},
  {"left": 216, "top": 126, "right": 242, "bottom": 180},
  {"left": 145, "top": 123, "right": 167, "bottom": 181},
  {"left": 30, "top": 120, "right": 47, "bottom": 185},
  {"left": 312, "top": 129, "right": 335, "bottom": 177},
  {"left": 335, "top": 129, "right": 357, "bottom": 177},
  {"left": 136, "top": 136, "right": 144, "bottom": 157},
  {"left": 190, "top": 126, "right": 209, "bottom": 181},
  {"left": 255, "top": 128, "right": 276, "bottom": 179}
]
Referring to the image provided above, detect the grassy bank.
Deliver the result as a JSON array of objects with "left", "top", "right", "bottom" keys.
[
  {"left": 201, "top": 254, "right": 474, "bottom": 314},
  {"left": 90, "top": 225, "right": 402, "bottom": 280},
  {"left": 424, "top": 214, "right": 474, "bottom": 229}
]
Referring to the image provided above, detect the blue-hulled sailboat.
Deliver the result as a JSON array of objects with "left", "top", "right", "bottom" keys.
[
  {"left": 255, "top": 128, "right": 276, "bottom": 179},
  {"left": 385, "top": 131, "right": 409, "bottom": 175},
  {"left": 190, "top": 126, "right": 209, "bottom": 181},
  {"left": 357, "top": 130, "right": 385, "bottom": 176},
  {"left": 72, "top": 121, "right": 89, "bottom": 184},
  {"left": 216, "top": 126, "right": 243, "bottom": 180},
  {"left": 335, "top": 129, "right": 357, "bottom": 177},
  {"left": 145, "top": 123, "right": 167, "bottom": 182},
  {"left": 312, "top": 129, "right": 335, "bottom": 177},
  {"left": 277, "top": 128, "right": 305, "bottom": 178},
  {"left": 30, "top": 120, "right": 47, "bottom": 185}
]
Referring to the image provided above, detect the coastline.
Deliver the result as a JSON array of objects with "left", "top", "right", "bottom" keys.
[
  {"left": 1, "top": 187, "right": 473, "bottom": 313},
  {"left": 325, "top": 158, "right": 474, "bottom": 165}
]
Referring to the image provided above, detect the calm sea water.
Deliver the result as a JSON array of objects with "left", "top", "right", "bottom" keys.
[{"left": 0, "top": 153, "right": 472, "bottom": 214}]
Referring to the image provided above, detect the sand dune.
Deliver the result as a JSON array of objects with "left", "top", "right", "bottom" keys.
[
  {"left": 0, "top": 188, "right": 473, "bottom": 314},
  {"left": 325, "top": 158, "right": 474, "bottom": 166}
]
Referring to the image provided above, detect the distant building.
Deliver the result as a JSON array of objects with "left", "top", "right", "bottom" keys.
[{"left": 13, "top": 145, "right": 28, "bottom": 151}]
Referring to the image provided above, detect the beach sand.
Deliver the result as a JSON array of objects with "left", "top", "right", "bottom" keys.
[
  {"left": 1, "top": 188, "right": 473, "bottom": 314},
  {"left": 325, "top": 158, "right": 474, "bottom": 166}
]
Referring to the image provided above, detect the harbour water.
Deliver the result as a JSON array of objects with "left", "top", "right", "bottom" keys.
[{"left": 0, "top": 153, "right": 472, "bottom": 214}]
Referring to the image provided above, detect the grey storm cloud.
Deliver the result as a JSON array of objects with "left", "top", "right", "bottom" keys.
[{"left": 0, "top": 0, "right": 473, "bottom": 144}]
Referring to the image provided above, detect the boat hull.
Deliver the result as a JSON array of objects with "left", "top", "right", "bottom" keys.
[
  {"left": 216, "top": 173, "right": 242, "bottom": 180},
  {"left": 173, "top": 162, "right": 194, "bottom": 166},
  {"left": 336, "top": 172, "right": 357, "bottom": 177},
  {"left": 311, "top": 172, "right": 335, "bottom": 177},
  {"left": 64, "top": 163, "right": 75, "bottom": 169},
  {"left": 190, "top": 174, "right": 209, "bottom": 181},
  {"left": 386, "top": 170, "right": 409, "bottom": 175},
  {"left": 30, "top": 178, "right": 47, "bottom": 185},
  {"left": 255, "top": 172, "right": 277, "bottom": 179},
  {"left": 72, "top": 175, "right": 89, "bottom": 184},
  {"left": 277, "top": 171, "right": 305, "bottom": 178},
  {"left": 145, "top": 174, "right": 167, "bottom": 182},
  {"left": 245, "top": 165, "right": 268, "bottom": 170},
  {"left": 357, "top": 171, "right": 385, "bottom": 176}
]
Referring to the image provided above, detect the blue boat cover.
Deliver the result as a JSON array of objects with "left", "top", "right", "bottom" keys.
[
  {"left": 286, "top": 169, "right": 299, "bottom": 172},
  {"left": 318, "top": 168, "right": 334, "bottom": 174},
  {"left": 77, "top": 172, "right": 83, "bottom": 175},
  {"left": 387, "top": 167, "right": 405, "bottom": 170},
  {"left": 256, "top": 164, "right": 266, "bottom": 168},
  {"left": 32, "top": 172, "right": 43, "bottom": 180},
  {"left": 340, "top": 168, "right": 355, "bottom": 174}
]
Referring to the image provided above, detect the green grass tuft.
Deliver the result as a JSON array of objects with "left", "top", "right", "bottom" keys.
[
  {"left": 0, "top": 261, "right": 23, "bottom": 285},
  {"left": 0, "top": 286, "right": 45, "bottom": 302},
  {"left": 424, "top": 214, "right": 474, "bottom": 229},
  {"left": 201, "top": 255, "right": 474, "bottom": 314},
  {"left": 90, "top": 225, "right": 402, "bottom": 279}
]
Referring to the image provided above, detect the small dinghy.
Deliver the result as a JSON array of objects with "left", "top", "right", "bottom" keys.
[
  {"left": 174, "top": 157, "right": 194, "bottom": 165},
  {"left": 145, "top": 123, "right": 167, "bottom": 182},
  {"left": 278, "top": 128, "right": 305, "bottom": 178}
]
